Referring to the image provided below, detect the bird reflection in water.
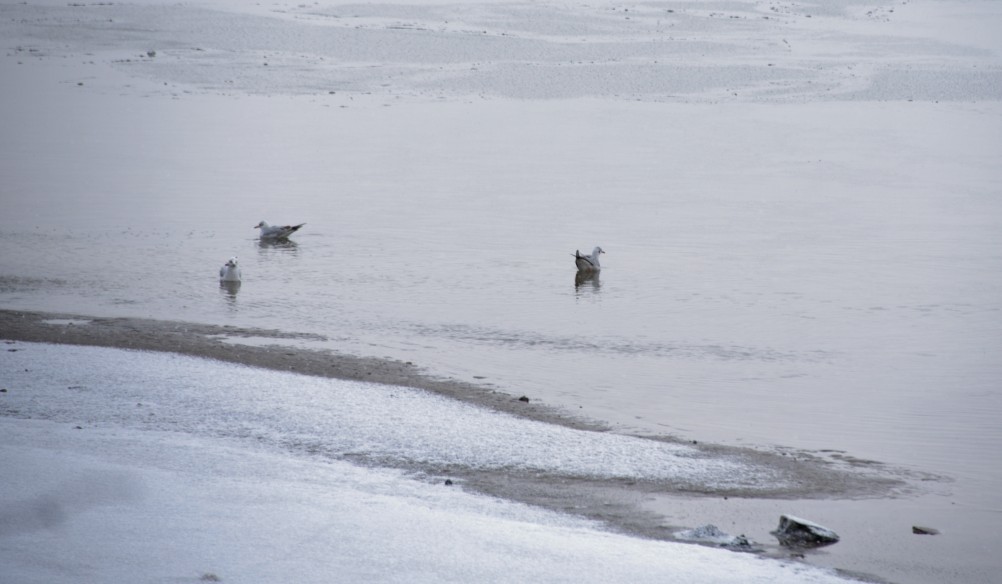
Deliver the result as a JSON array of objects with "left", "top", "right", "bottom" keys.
[
  {"left": 258, "top": 238, "right": 296, "bottom": 252},
  {"left": 574, "top": 270, "right": 601, "bottom": 291},
  {"left": 257, "top": 238, "right": 299, "bottom": 254},
  {"left": 219, "top": 280, "right": 241, "bottom": 304}
]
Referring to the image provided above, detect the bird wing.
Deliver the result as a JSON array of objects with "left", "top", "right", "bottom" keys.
[{"left": 263, "top": 223, "right": 304, "bottom": 238}]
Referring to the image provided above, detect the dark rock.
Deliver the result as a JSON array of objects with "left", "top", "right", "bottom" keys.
[
  {"left": 444, "top": 479, "right": 454, "bottom": 486},
  {"left": 912, "top": 526, "right": 940, "bottom": 535},
  {"left": 518, "top": 396, "right": 530, "bottom": 402},
  {"left": 771, "top": 514, "right": 839, "bottom": 547}
]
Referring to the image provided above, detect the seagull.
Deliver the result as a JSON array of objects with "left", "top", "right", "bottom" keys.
[
  {"left": 219, "top": 257, "right": 242, "bottom": 282},
  {"left": 254, "top": 221, "right": 305, "bottom": 241},
  {"left": 573, "top": 246, "right": 605, "bottom": 272}
]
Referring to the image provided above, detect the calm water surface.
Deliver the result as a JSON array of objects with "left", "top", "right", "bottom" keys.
[{"left": 2, "top": 85, "right": 1001, "bottom": 513}]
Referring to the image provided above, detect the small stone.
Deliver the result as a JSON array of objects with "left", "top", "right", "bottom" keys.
[
  {"left": 0, "top": 388, "right": 7, "bottom": 392},
  {"left": 912, "top": 526, "right": 939, "bottom": 535},
  {"left": 147, "top": 50, "right": 156, "bottom": 58},
  {"left": 444, "top": 479, "right": 453, "bottom": 486},
  {"left": 518, "top": 396, "right": 530, "bottom": 403}
]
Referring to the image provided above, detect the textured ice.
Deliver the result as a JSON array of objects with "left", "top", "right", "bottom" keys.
[{"left": 1, "top": 342, "right": 772, "bottom": 490}]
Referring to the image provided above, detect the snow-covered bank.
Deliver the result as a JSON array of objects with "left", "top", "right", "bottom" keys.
[
  {"left": 0, "top": 341, "right": 888, "bottom": 497},
  {"left": 0, "top": 420, "right": 853, "bottom": 584},
  {"left": 3, "top": 342, "right": 758, "bottom": 487},
  {"left": 0, "top": 342, "right": 861, "bottom": 584}
]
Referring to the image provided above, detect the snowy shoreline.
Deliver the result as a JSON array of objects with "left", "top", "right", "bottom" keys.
[
  {"left": 0, "top": 417, "right": 866, "bottom": 584},
  {"left": 1, "top": 321, "right": 901, "bottom": 583},
  {"left": 0, "top": 309, "right": 906, "bottom": 500}
]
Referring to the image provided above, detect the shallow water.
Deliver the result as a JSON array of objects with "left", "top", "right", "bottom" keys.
[
  {"left": 3, "top": 89, "right": 999, "bottom": 491},
  {"left": 2, "top": 1, "right": 1002, "bottom": 581}
]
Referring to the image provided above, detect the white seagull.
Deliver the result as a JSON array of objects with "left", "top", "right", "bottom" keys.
[
  {"left": 219, "top": 257, "right": 242, "bottom": 282},
  {"left": 573, "top": 246, "right": 605, "bottom": 272},
  {"left": 254, "top": 220, "right": 305, "bottom": 241}
]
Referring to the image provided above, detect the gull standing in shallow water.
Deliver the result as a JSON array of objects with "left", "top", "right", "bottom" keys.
[
  {"left": 254, "top": 221, "right": 305, "bottom": 241},
  {"left": 219, "top": 257, "right": 242, "bottom": 282},
  {"left": 573, "top": 246, "right": 605, "bottom": 272}
]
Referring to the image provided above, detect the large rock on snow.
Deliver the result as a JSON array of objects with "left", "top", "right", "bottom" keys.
[{"left": 771, "top": 514, "right": 840, "bottom": 547}]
